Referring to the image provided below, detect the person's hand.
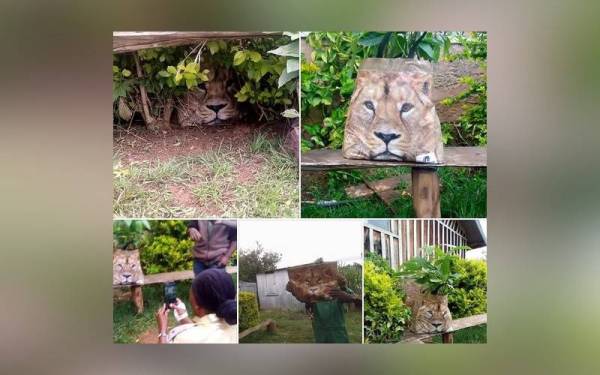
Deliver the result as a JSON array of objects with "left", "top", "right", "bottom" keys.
[
  {"left": 155, "top": 304, "right": 169, "bottom": 334},
  {"left": 169, "top": 298, "right": 189, "bottom": 322},
  {"left": 217, "top": 256, "right": 229, "bottom": 267},
  {"left": 327, "top": 288, "right": 356, "bottom": 303},
  {"left": 189, "top": 228, "right": 202, "bottom": 241}
]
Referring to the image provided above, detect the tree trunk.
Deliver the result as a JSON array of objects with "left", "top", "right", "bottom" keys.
[{"left": 134, "top": 53, "right": 156, "bottom": 129}]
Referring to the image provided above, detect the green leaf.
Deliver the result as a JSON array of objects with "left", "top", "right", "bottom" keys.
[
  {"left": 358, "top": 32, "right": 385, "bottom": 47},
  {"left": 286, "top": 58, "right": 299, "bottom": 73},
  {"left": 183, "top": 72, "right": 196, "bottom": 80},
  {"left": 419, "top": 43, "right": 435, "bottom": 60},
  {"left": 175, "top": 72, "right": 182, "bottom": 84},
  {"left": 268, "top": 42, "right": 299, "bottom": 57},
  {"left": 158, "top": 70, "right": 170, "bottom": 77},
  {"left": 185, "top": 62, "right": 199, "bottom": 73},
  {"left": 248, "top": 51, "right": 262, "bottom": 62},
  {"left": 121, "top": 69, "right": 131, "bottom": 77},
  {"left": 167, "top": 66, "right": 177, "bottom": 74},
  {"left": 278, "top": 69, "right": 298, "bottom": 87},
  {"left": 281, "top": 109, "right": 299, "bottom": 118},
  {"left": 233, "top": 51, "right": 247, "bottom": 66},
  {"left": 185, "top": 78, "right": 197, "bottom": 89},
  {"left": 283, "top": 31, "right": 300, "bottom": 40},
  {"left": 207, "top": 41, "right": 220, "bottom": 54}
]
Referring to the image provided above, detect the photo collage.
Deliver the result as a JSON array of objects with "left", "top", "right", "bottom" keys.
[{"left": 112, "top": 31, "right": 488, "bottom": 344}]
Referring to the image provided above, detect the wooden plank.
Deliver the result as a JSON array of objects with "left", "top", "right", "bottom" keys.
[
  {"left": 127, "top": 266, "right": 238, "bottom": 286},
  {"left": 239, "top": 319, "right": 276, "bottom": 340},
  {"left": 301, "top": 147, "right": 486, "bottom": 171},
  {"left": 400, "top": 313, "right": 487, "bottom": 343},
  {"left": 411, "top": 168, "right": 441, "bottom": 218},
  {"left": 113, "top": 31, "right": 283, "bottom": 53},
  {"left": 345, "top": 175, "right": 411, "bottom": 199},
  {"left": 144, "top": 270, "right": 194, "bottom": 285},
  {"left": 345, "top": 183, "right": 374, "bottom": 198}
]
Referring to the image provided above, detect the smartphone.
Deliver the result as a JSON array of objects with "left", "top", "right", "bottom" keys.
[{"left": 164, "top": 281, "right": 177, "bottom": 307}]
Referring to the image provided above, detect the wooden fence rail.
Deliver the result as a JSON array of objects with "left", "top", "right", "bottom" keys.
[{"left": 400, "top": 313, "right": 487, "bottom": 343}]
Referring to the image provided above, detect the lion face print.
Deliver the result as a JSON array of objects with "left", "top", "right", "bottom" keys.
[{"left": 342, "top": 59, "right": 443, "bottom": 163}]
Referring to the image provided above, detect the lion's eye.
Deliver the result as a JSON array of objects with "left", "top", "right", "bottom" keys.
[
  {"left": 363, "top": 100, "right": 375, "bottom": 111},
  {"left": 400, "top": 103, "right": 414, "bottom": 113}
]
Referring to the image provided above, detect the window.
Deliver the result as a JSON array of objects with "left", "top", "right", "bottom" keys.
[
  {"left": 373, "top": 231, "right": 382, "bottom": 256},
  {"left": 393, "top": 238, "right": 399, "bottom": 269},
  {"left": 368, "top": 220, "right": 391, "bottom": 232},
  {"left": 363, "top": 226, "right": 370, "bottom": 252},
  {"left": 385, "top": 235, "right": 391, "bottom": 263}
]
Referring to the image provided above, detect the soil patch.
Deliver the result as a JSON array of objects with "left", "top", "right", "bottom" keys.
[{"left": 113, "top": 122, "right": 281, "bottom": 164}]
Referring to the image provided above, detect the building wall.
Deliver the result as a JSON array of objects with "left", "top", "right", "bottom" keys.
[
  {"left": 255, "top": 269, "right": 305, "bottom": 311},
  {"left": 364, "top": 219, "right": 469, "bottom": 270}
]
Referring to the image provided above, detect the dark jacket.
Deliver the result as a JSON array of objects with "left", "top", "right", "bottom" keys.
[{"left": 187, "top": 220, "right": 237, "bottom": 264}]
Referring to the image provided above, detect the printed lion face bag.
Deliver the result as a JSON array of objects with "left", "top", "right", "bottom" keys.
[{"left": 342, "top": 58, "right": 443, "bottom": 164}]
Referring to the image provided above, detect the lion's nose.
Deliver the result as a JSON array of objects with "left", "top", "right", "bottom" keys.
[
  {"left": 374, "top": 132, "right": 400, "bottom": 145},
  {"left": 207, "top": 104, "right": 226, "bottom": 113}
]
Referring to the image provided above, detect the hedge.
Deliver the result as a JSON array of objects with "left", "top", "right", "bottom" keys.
[
  {"left": 448, "top": 258, "right": 487, "bottom": 318},
  {"left": 239, "top": 291, "right": 260, "bottom": 331},
  {"left": 364, "top": 260, "right": 411, "bottom": 343}
]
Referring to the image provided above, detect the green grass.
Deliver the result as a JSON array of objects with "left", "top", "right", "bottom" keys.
[
  {"left": 301, "top": 167, "right": 486, "bottom": 218},
  {"left": 113, "top": 274, "right": 237, "bottom": 344},
  {"left": 113, "top": 132, "right": 298, "bottom": 218},
  {"left": 432, "top": 324, "right": 487, "bottom": 343},
  {"left": 240, "top": 308, "right": 362, "bottom": 343}
]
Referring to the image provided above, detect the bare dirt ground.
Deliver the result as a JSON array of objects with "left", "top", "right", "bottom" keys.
[
  {"left": 114, "top": 122, "right": 281, "bottom": 163},
  {"left": 113, "top": 122, "right": 298, "bottom": 218}
]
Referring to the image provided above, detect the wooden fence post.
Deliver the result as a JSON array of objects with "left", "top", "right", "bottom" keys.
[
  {"left": 442, "top": 332, "right": 454, "bottom": 343},
  {"left": 411, "top": 167, "right": 441, "bottom": 218},
  {"left": 132, "top": 285, "right": 144, "bottom": 314}
]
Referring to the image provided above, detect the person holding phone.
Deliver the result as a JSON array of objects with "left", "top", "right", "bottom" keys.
[
  {"left": 155, "top": 269, "right": 237, "bottom": 344},
  {"left": 187, "top": 220, "right": 237, "bottom": 276}
]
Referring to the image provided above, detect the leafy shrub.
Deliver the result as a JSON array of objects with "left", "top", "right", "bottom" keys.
[
  {"left": 338, "top": 263, "right": 362, "bottom": 295},
  {"left": 148, "top": 220, "right": 189, "bottom": 238},
  {"left": 364, "top": 260, "right": 411, "bottom": 343},
  {"left": 140, "top": 235, "right": 193, "bottom": 275},
  {"left": 229, "top": 248, "right": 237, "bottom": 266},
  {"left": 448, "top": 258, "right": 487, "bottom": 318},
  {"left": 399, "top": 246, "right": 464, "bottom": 295},
  {"left": 113, "top": 35, "right": 298, "bottom": 124},
  {"left": 239, "top": 291, "right": 260, "bottom": 331},
  {"left": 113, "top": 220, "right": 150, "bottom": 250}
]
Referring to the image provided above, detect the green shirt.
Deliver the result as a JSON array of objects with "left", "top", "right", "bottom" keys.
[{"left": 312, "top": 299, "right": 350, "bottom": 343}]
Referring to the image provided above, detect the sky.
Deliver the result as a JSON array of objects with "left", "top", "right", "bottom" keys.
[{"left": 237, "top": 219, "right": 363, "bottom": 268}]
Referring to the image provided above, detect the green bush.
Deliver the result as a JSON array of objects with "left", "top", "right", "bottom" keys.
[
  {"left": 338, "top": 263, "right": 362, "bottom": 295},
  {"left": 364, "top": 260, "right": 411, "bottom": 343},
  {"left": 113, "top": 36, "right": 297, "bottom": 124},
  {"left": 399, "top": 246, "right": 464, "bottom": 295},
  {"left": 239, "top": 291, "right": 260, "bottom": 331},
  {"left": 448, "top": 258, "right": 487, "bottom": 318},
  {"left": 140, "top": 235, "right": 193, "bottom": 275}
]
